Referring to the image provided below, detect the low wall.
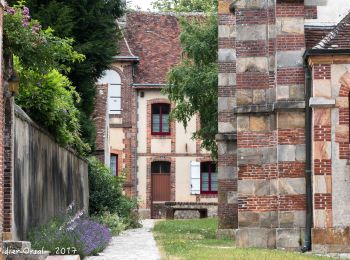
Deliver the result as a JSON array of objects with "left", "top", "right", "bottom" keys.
[{"left": 13, "top": 106, "right": 89, "bottom": 240}]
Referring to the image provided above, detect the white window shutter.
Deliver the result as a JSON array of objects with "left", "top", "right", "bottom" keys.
[
  {"left": 108, "top": 84, "right": 121, "bottom": 114},
  {"left": 190, "top": 161, "right": 201, "bottom": 195}
]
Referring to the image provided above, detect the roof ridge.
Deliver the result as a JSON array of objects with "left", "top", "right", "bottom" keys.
[{"left": 313, "top": 11, "right": 350, "bottom": 49}]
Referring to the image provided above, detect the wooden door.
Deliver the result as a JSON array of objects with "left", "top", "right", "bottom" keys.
[{"left": 151, "top": 173, "right": 170, "bottom": 219}]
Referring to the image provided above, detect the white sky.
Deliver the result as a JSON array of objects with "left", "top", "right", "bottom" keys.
[{"left": 128, "top": 0, "right": 155, "bottom": 11}]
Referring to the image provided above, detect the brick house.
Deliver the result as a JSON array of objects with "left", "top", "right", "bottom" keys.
[
  {"left": 94, "top": 11, "right": 217, "bottom": 219},
  {"left": 217, "top": 0, "right": 350, "bottom": 253}
]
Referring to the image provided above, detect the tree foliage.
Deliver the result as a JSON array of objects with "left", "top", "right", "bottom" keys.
[
  {"left": 4, "top": 2, "right": 89, "bottom": 154},
  {"left": 8, "top": 0, "right": 126, "bottom": 148},
  {"left": 162, "top": 14, "right": 218, "bottom": 156},
  {"left": 152, "top": 0, "right": 218, "bottom": 12}
]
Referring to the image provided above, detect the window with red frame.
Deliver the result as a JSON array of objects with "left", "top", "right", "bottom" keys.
[
  {"left": 152, "top": 103, "right": 170, "bottom": 135},
  {"left": 110, "top": 154, "right": 118, "bottom": 177},
  {"left": 200, "top": 162, "right": 218, "bottom": 194}
]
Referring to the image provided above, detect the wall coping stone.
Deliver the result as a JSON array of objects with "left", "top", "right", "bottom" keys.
[
  {"left": 15, "top": 104, "right": 88, "bottom": 162},
  {"left": 309, "top": 97, "right": 336, "bottom": 107},
  {"left": 234, "top": 101, "right": 306, "bottom": 114}
]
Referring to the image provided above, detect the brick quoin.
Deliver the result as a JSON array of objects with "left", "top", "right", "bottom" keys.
[
  {"left": 276, "top": 3, "right": 305, "bottom": 17},
  {"left": 278, "top": 129, "right": 305, "bottom": 145},
  {"left": 314, "top": 159, "right": 332, "bottom": 175},
  {"left": 219, "top": 63, "right": 236, "bottom": 73},
  {"left": 313, "top": 126, "right": 331, "bottom": 141},
  {"left": 239, "top": 196, "right": 278, "bottom": 212},
  {"left": 277, "top": 68, "right": 305, "bottom": 84},
  {"left": 279, "top": 162, "right": 306, "bottom": 178},
  {"left": 277, "top": 35, "right": 305, "bottom": 51},
  {"left": 239, "top": 164, "right": 278, "bottom": 180},
  {"left": 304, "top": 6, "right": 317, "bottom": 19},
  {"left": 236, "top": 72, "right": 270, "bottom": 89},
  {"left": 313, "top": 64, "right": 331, "bottom": 80},
  {"left": 339, "top": 108, "right": 349, "bottom": 125},
  {"left": 278, "top": 195, "right": 307, "bottom": 211},
  {"left": 339, "top": 84, "right": 350, "bottom": 97},
  {"left": 236, "top": 41, "right": 268, "bottom": 57},
  {"left": 238, "top": 132, "right": 277, "bottom": 148},
  {"left": 218, "top": 86, "right": 235, "bottom": 97},
  {"left": 219, "top": 38, "right": 235, "bottom": 49},
  {"left": 236, "top": 9, "right": 268, "bottom": 25},
  {"left": 314, "top": 193, "right": 332, "bottom": 210}
]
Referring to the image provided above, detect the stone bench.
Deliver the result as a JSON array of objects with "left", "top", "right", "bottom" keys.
[{"left": 164, "top": 202, "right": 217, "bottom": 220}]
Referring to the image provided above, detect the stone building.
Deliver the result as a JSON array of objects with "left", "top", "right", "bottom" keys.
[
  {"left": 94, "top": 11, "right": 217, "bottom": 218},
  {"left": 217, "top": 0, "right": 350, "bottom": 253}
]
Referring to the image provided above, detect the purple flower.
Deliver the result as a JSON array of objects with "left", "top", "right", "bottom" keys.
[
  {"left": 5, "top": 7, "right": 15, "bottom": 15},
  {"left": 22, "top": 6, "right": 30, "bottom": 16},
  {"left": 72, "top": 220, "right": 111, "bottom": 256},
  {"left": 22, "top": 20, "right": 29, "bottom": 28}
]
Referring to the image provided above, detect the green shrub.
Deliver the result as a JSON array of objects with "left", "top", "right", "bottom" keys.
[
  {"left": 88, "top": 157, "right": 140, "bottom": 228},
  {"left": 93, "top": 212, "right": 126, "bottom": 236}
]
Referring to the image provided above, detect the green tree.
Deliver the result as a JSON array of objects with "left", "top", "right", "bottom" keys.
[
  {"left": 4, "top": 2, "right": 89, "bottom": 154},
  {"left": 152, "top": 0, "right": 217, "bottom": 12},
  {"left": 157, "top": 1, "right": 218, "bottom": 157},
  {"left": 9, "top": 0, "right": 126, "bottom": 148}
]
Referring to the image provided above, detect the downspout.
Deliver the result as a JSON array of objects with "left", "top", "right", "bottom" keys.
[{"left": 301, "top": 53, "right": 313, "bottom": 252}]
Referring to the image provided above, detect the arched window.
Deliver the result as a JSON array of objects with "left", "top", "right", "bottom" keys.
[
  {"left": 98, "top": 70, "right": 122, "bottom": 115},
  {"left": 151, "top": 161, "right": 171, "bottom": 174},
  {"left": 152, "top": 103, "right": 170, "bottom": 135}
]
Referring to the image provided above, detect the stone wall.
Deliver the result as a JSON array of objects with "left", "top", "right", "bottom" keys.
[
  {"left": 217, "top": 0, "right": 238, "bottom": 231},
  {"left": 308, "top": 58, "right": 350, "bottom": 253},
  {"left": 217, "top": 0, "right": 311, "bottom": 250},
  {"left": 12, "top": 106, "right": 89, "bottom": 240}
]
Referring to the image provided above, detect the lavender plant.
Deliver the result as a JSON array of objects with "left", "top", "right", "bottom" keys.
[{"left": 29, "top": 203, "right": 112, "bottom": 258}]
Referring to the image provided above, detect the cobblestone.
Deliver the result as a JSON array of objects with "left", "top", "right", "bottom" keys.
[{"left": 86, "top": 219, "right": 161, "bottom": 260}]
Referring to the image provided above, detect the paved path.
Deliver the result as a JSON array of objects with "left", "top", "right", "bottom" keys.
[{"left": 86, "top": 219, "right": 161, "bottom": 260}]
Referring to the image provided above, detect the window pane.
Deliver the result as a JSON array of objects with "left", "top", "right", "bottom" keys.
[
  {"left": 162, "top": 114, "right": 169, "bottom": 133},
  {"left": 160, "top": 162, "right": 171, "bottom": 173},
  {"left": 201, "top": 172, "right": 209, "bottom": 191},
  {"left": 162, "top": 104, "right": 170, "bottom": 114},
  {"left": 110, "top": 155, "right": 117, "bottom": 176},
  {"left": 152, "top": 162, "right": 171, "bottom": 174},
  {"left": 211, "top": 172, "right": 218, "bottom": 191},
  {"left": 152, "top": 105, "right": 161, "bottom": 114},
  {"left": 201, "top": 162, "right": 210, "bottom": 173},
  {"left": 152, "top": 115, "right": 160, "bottom": 132}
]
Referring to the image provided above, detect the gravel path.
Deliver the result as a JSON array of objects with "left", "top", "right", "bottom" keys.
[{"left": 86, "top": 219, "right": 161, "bottom": 260}]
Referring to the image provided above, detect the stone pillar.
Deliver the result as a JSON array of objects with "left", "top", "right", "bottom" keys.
[
  {"left": 275, "top": 1, "right": 307, "bottom": 251},
  {"left": 234, "top": 0, "right": 278, "bottom": 248},
  {"left": 217, "top": 0, "right": 238, "bottom": 234}
]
